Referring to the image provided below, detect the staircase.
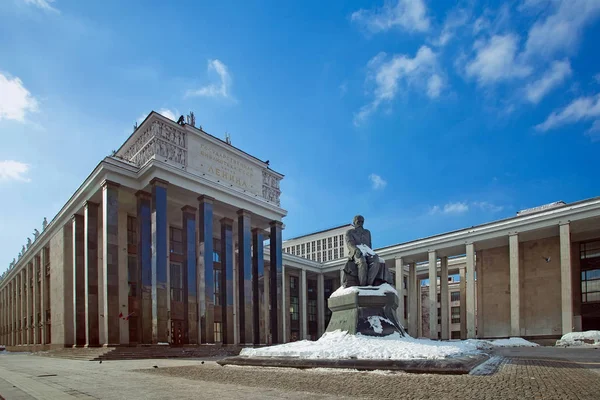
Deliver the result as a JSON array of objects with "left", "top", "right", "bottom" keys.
[{"left": 34, "top": 345, "right": 242, "bottom": 361}]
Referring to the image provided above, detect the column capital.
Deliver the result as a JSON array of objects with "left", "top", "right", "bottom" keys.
[
  {"left": 237, "top": 209, "right": 252, "bottom": 218},
  {"left": 269, "top": 220, "right": 283, "bottom": 228},
  {"left": 559, "top": 221, "right": 571, "bottom": 227},
  {"left": 508, "top": 232, "right": 519, "bottom": 237},
  {"left": 181, "top": 205, "right": 197, "bottom": 214},
  {"left": 220, "top": 217, "right": 234, "bottom": 225},
  {"left": 135, "top": 190, "right": 152, "bottom": 199},
  {"left": 149, "top": 177, "right": 169, "bottom": 188},
  {"left": 251, "top": 227, "right": 265, "bottom": 235},
  {"left": 84, "top": 200, "right": 99, "bottom": 209},
  {"left": 71, "top": 213, "right": 83, "bottom": 222},
  {"left": 100, "top": 179, "right": 120, "bottom": 189},
  {"left": 428, "top": 249, "right": 437, "bottom": 255},
  {"left": 198, "top": 195, "right": 215, "bottom": 204}
]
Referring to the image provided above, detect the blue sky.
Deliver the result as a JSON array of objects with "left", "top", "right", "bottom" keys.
[{"left": 1, "top": 0, "right": 600, "bottom": 273}]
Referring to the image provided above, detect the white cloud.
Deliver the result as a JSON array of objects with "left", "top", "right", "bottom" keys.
[
  {"left": 465, "top": 34, "right": 532, "bottom": 85},
  {"left": 354, "top": 46, "right": 441, "bottom": 125},
  {"left": 430, "top": 202, "right": 469, "bottom": 215},
  {"left": 523, "top": 0, "right": 600, "bottom": 59},
  {"left": 436, "top": 8, "right": 470, "bottom": 46},
  {"left": 535, "top": 93, "right": 600, "bottom": 132},
  {"left": 0, "top": 72, "right": 39, "bottom": 122},
  {"left": 23, "top": 0, "right": 59, "bottom": 13},
  {"left": 473, "top": 201, "right": 504, "bottom": 213},
  {"left": 525, "top": 60, "right": 572, "bottom": 104},
  {"left": 186, "top": 59, "right": 233, "bottom": 99},
  {"left": 369, "top": 173, "right": 387, "bottom": 190},
  {"left": 0, "top": 160, "right": 31, "bottom": 182},
  {"left": 594, "top": 73, "right": 600, "bottom": 84},
  {"left": 351, "top": 0, "right": 430, "bottom": 34},
  {"left": 137, "top": 108, "right": 179, "bottom": 124},
  {"left": 586, "top": 120, "right": 600, "bottom": 141}
]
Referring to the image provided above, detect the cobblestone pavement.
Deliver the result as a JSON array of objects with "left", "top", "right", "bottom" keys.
[{"left": 1, "top": 348, "right": 600, "bottom": 400}]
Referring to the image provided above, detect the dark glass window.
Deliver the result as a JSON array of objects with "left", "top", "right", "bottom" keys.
[
  {"left": 127, "top": 216, "right": 137, "bottom": 246},
  {"left": 290, "top": 296, "right": 299, "bottom": 321},
  {"left": 581, "top": 269, "right": 600, "bottom": 303},
  {"left": 451, "top": 291, "right": 460, "bottom": 302},
  {"left": 127, "top": 255, "right": 137, "bottom": 297},
  {"left": 170, "top": 227, "right": 183, "bottom": 255},
  {"left": 170, "top": 263, "right": 183, "bottom": 302},
  {"left": 451, "top": 306, "right": 460, "bottom": 323},
  {"left": 308, "top": 299, "right": 317, "bottom": 322},
  {"left": 214, "top": 269, "right": 221, "bottom": 305}
]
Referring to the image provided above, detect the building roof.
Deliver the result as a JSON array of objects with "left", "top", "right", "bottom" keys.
[{"left": 284, "top": 223, "right": 352, "bottom": 242}]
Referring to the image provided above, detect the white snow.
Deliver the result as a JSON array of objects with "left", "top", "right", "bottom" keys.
[
  {"left": 330, "top": 283, "right": 397, "bottom": 298},
  {"left": 482, "top": 338, "right": 539, "bottom": 347},
  {"left": 367, "top": 316, "right": 394, "bottom": 334},
  {"left": 240, "top": 330, "right": 481, "bottom": 360},
  {"left": 356, "top": 244, "right": 377, "bottom": 256},
  {"left": 556, "top": 331, "right": 600, "bottom": 347}
]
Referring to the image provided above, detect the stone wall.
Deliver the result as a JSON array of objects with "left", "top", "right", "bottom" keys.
[{"left": 478, "top": 245, "right": 511, "bottom": 338}]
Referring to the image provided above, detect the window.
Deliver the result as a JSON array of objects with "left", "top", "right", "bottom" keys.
[
  {"left": 301, "top": 243, "right": 305, "bottom": 256},
  {"left": 403, "top": 276, "right": 408, "bottom": 290},
  {"left": 170, "top": 263, "right": 183, "bottom": 302},
  {"left": 290, "top": 296, "right": 299, "bottom": 321},
  {"left": 451, "top": 291, "right": 460, "bottom": 302},
  {"left": 404, "top": 296, "right": 408, "bottom": 319},
  {"left": 296, "top": 244, "right": 300, "bottom": 254},
  {"left": 127, "top": 216, "right": 137, "bottom": 246},
  {"left": 334, "top": 249, "right": 338, "bottom": 259},
  {"left": 214, "top": 322, "right": 222, "bottom": 342},
  {"left": 328, "top": 237, "right": 332, "bottom": 249},
  {"left": 451, "top": 331, "right": 461, "bottom": 339},
  {"left": 437, "top": 307, "right": 441, "bottom": 325},
  {"left": 328, "top": 250, "right": 332, "bottom": 260},
  {"left": 214, "top": 269, "right": 221, "bottom": 305},
  {"left": 317, "top": 241, "right": 321, "bottom": 251},
  {"left": 437, "top": 293, "right": 441, "bottom": 303},
  {"left": 339, "top": 235, "right": 344, "bottom": 245},
  {"left": 317, "top": 253, "right": 321, "bottom": 262},
  {"left": 290, "top": 276, "right": 298, "bottom": 290},
  {"left": 127, "top": 255, "right": 137, "bottom": 297},
  {"left": 311, "top": 241, "right": 315, "bottom": 252},
  {"left": 334, "top": 236, "right": 338, "bottom": 247},
  {"left": 322, "top": 239, "right": 326, "bottom": 249},
  {"left": 451, "top": 306, "right": 460, "bottom": 323},
  {"left": 170, "top": 227, "right": 183, "bottom": 255},
  {"left": 308, "top": 299, "right": 317, "bottom": 322},
  {"left": 43, "top": 247, "right": 50, "bottom": 276},
  {"left": 581, "top": 269, "right": 600, "bottom": 303}
]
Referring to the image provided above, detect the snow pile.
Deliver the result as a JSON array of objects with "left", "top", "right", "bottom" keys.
[
  {"left": 330, "top": 283, "right": 397, "bottom": 298},
  {"left": 356, "top": 244, "right": 377, "bottom": 256},
  {"left": 240, "top": 330, "right": 481, "bottom": 360},
  {"left": 556, "top": 331, "right": 600, "bottom": 347},
  {"left": 485, "top": 338, "right": 539, "bottom": 347}
]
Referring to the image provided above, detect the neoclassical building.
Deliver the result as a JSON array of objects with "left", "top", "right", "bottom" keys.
[{"left": 1, "top": 111, "right": 600, "bottom": 349}]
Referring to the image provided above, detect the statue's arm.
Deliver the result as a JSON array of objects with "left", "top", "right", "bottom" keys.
[{"left": 345, "top": 230, "right": 360, "bottom": 256}]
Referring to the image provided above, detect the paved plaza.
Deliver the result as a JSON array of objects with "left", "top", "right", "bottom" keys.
[{"left": 0, "top": 347, "right": 599, "bottom": 400}]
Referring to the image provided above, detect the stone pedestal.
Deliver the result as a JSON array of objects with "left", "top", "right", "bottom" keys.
[{"left": 325, "top": 288, "right": 406, "bottom": 337}]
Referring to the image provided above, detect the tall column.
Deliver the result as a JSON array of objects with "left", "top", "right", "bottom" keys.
[
  {"left": 151, "top": 178, "right": 168, "bottom": 344},
  {"left": 269, "top": 221, "right": 283, "bottom": 344},
  {"left": 20, "top": 271, "right": 24, "bottom": 345},
  {"left": 84, "top": 201, "right": 100, "bottom": 347},
  {"left": 560, "top": 223, "right": 573, "bottom": 334},
  {"left": 300, "top": 269, "right": 308, "bottom": 340},
  {"left": 317, "top": 273, "right": 325, "bottom": 337},
  {"left": 509, "top": 233, "right": 520, "bottom": 337},
  {"left": 101, "top": 181, "right": 120, "bottom": 346},
  {"left": 395, "top": 258, "right": 404, "bottom": 326},
  {"left": 40, "top": 248, "right": 47, "bottom": 345},
  {"left": 197, "top": 195, "right": 214, "bottom": 344},
  {"left": 71, "top": 215, "right": 86, "bottom": 347},
  {"left": 281, "top": 265, "right": 287, "bottom": 343},
  {"left": 33, "top": 256, "right": 39, "bottom": 345},
  {"left": 251, "top": 228, "right": 264, "bottom": 345},
  {"left": 428, "top": 250, "right": 437, "bottom": 339},
  {"left": 135, "top": 191, "right": 152, "bottom": 344},
  {"left": 9, "top": 282, "right": 12, "bottom": 346},
  {"left": 220, "top": 217, "right": 234, "bottom": 344},
  {"left": 25, "top": 265, "right": 30, "bottom": 345},
  {"left": 408, "top": 262, "right": 418, "bottom": 337},
  {"left": 440, "top": 256, "right": 449, "bottom": 340},
  {"left": 459, "top": 267, "right": 467, "bottom": 339},
  {"left": 182, "top": 206, "right": 197, "bottom": 344},
  {"left": 237, "top": 210, "right": 252, "bottom": 344},
  {"left": 466, "top": 243, "right": 476, "bottom": 339}
]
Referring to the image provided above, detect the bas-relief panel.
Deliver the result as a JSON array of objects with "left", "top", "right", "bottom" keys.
[{"left": 187, "top": 135, "right": 262, "bottom": 196}]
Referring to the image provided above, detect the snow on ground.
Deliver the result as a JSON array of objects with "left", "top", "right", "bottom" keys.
[
  {"left": 555, "top": 331, "right": 600, "bottom": 347},
  {"left": 482, "top": 338, "right": 539, "bottom": 347},
  {"left": 330, "top": 283, "right": 397, "bottom": 298},
  {"left": 240, "top": 330, "right": 481, "bottom": 360}
]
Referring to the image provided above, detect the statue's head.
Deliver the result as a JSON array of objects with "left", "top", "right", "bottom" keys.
[{"left": 353, "top": 215, "right": 365, "bottom": 228}]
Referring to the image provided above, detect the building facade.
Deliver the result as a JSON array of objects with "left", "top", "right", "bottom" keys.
[{"left": 1, "top": 111, "right": 600, "bottom": 349}]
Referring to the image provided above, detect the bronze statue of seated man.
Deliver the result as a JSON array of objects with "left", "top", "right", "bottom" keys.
[{"left": 342, "top": 215, "right": 393, "bottom": 287}]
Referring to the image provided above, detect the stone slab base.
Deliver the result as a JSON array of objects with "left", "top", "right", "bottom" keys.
[{"left": 217, "top": 354, "right": 489, "bottom": 375}]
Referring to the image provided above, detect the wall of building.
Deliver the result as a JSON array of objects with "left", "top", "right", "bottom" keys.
[
  {"left": 520, "top": 236, "right": 562, "bottom": 336},
  {"left": 478, "top": 245, "right": 511, "bottom": 338}
]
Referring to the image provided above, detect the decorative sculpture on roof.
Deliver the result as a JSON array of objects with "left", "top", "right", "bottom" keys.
[
  {"left": 177, "top": 115, "right": 185, "bottom": 125},
  {"left": 42, "top": 217, "right": 48, "bottom": 230},
  {"left": 18, "top": 251, "right": 22, "bottom": 260},
  {"left": 186, "top": 111, "right": 196, "bottom": 127},
  {"left": 21, "top": 245, "right": 26, "bottom": 255},
  {"left": 26, "top": 237, "right": 32, "bottom": 249},
  {"left": 33, "top": 229, "right": 40, "bottom": 240},
  {"left": 342, "top": 215, "right": 393, "bottom": 287}
]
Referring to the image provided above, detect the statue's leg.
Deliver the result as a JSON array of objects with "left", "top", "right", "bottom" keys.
[
  {"left": 366, "top": 256, "right": 380, "bottom": 286},
  {"left": 357, "top": 256, "right": 368, "bottom": 286}
]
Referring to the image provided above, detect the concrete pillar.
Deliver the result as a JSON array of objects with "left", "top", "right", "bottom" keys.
[
  {"left": 317, "top": 273, "right": 325, "bottom": 337},
  {"left": 300, "top": 268, "right": 308, "bottom": 340},
  {"left": 459, "top": 267, "right": 466, "bottom": 339},
  {"left": 41, "top": 248, "right": 48, "bottom": 345},
  {"left": 440, "top": 256, "right": 449, "bottom": 340},
  {"left": 428, "top": 250, "right": 437, "bottom": 339},
  {"left": 281, "top": 265, "right": 287, "bottom": 343},
  {"left": 509, "top": 233, "right": 520, "bottom": 337},
  {"left": 197, "top": 195, "right": 214, "bottom": 344},
  {"left": 560, "top": 223, "right": 573, "bottom": 334},
  {"left": 395, "top": 258, "right": 404, "bottom": 326},
  {"left": 182, "top": 206, "right": 197, "bottom": 344},
  {"left": 269, "top": 221, "right": 283, "bottom": 344},
  {"left": 71, "top": 215, "right": 86, "bottom": 346},
  {"left": 25, "top": 265, "right": 30, "bottom": 345},
  {"left": 33, "top": 256, "right": 40, "bottom": 345},
  {"left": 220, "top": 217, "right": 234, "bottom": 344},
  {"left": 466, "top": 243, "right": 476, "bottom": 339},
  {"left": 408, "top": 262, "right": 418, "bottom": 337},
  {"left": 251, "top": 228, "right": 264, "bottom": 345},
  {"left": 136, "top": 191, "right": 152, "bottom": 344},
  {"left": 151, "top": 178, "right": 168, "bottom": 344},
  {"left": 84, "top": 202, "right": 100, "bottom": 347},
  {"left": 339, "top": 268, "right": 344, "bottom": 286},
  {"left": 237, "top": 210, "right": 252, "bottom": 345},
  {"left": 21, "top": 270, "right": 25, "bottom": 345}
]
